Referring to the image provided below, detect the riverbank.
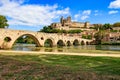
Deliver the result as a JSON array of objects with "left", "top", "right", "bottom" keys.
[
  {"left": 0, "top": 50, "right": 120, "bottom": 57},
  {"left": 0, "top": 51, "right": 120, "bottom": 80}
]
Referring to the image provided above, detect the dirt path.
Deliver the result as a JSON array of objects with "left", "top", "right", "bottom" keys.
[{"left": 0, "top": 50, "right": 120, "bottom": 57}]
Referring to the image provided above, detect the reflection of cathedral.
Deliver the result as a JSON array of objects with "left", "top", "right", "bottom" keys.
[{"left": 51, "top": 16, "right": 94, "bottom": 30}]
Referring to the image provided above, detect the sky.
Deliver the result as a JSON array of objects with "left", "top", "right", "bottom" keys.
[{"left": 0, "top": 0, "right": 120, "bottom": 31}]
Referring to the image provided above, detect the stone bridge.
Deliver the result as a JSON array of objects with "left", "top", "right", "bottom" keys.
[{"left": 0, "top": 29, "right": 93, "bottom": 49}]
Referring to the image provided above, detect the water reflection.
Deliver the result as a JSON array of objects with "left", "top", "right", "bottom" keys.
[
  {"left": 95, "top": 45, "right": 120, "bottom": 51},
  {"left": 45, "top": 48, "right": 53, "bottom": 52},
  {"left": 57, "top": 49, "right": 63, "bottom": 52},
  {"left": 12, "top": 44, "right": 120, "bottom": 52}
]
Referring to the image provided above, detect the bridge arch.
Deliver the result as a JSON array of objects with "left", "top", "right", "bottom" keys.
[
  {"left": 73, "top": 39, "right": 79, "bottom": 46},
  {"left": 4, "top": 37, "right": 12, "bottom": 42},
  {"left": 81, "top": 40, "right": 85, "bottom": 45},
  {"left": 44, "top": 38, "right": 55, "bottom": 47},
  {"left": 86, "top": 41, "right": 89, "bottom": 45},
  {"left": 66, "top": 41, "right": 71, "bottom": 46},
  {"left": 57, "top": 40, "right": 65, "bottom": 47},
  {"left": 12, "top": 34, "right": 41, "bottom": 47}
]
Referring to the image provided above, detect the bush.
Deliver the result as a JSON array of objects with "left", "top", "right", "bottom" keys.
[
  {"left": 39, "top": 26, "right": 83, "bottom": 33},
  {"left": 82, "top": 35, "right": 92, "bottom": 39}
]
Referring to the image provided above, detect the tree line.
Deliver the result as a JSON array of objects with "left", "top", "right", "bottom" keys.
[
  {"left": 0, "top": 15, "right": 9, "bottom": 28},
  {"left": 39, "top": 26, "right": 83, "bottom": 34}
]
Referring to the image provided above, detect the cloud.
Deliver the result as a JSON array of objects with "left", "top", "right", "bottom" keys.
[
  {"left": 109, "top": 10, "right": 118, "bottom": 14},
  {"left": 94, "top": 10, "right": 99, "bottom": 16},
  {"left": 109, "top": 0, "right": 120, "bottom": 9},
  {"left": 81, "top": 10, "right": 91, "bottom": 20},
  {"left": 74, "top": 10, "right": 91, "bottom": 21},
  {"left": 0, "top": 0, "right": 70, "bottom": 27},
  {"left": 82, "top": 10, "right": 91, "bottom": 15},
  {"left": 81, "top": 16, "right": 89, "bottom": 20},
  {"left": 74, "top": 14, "right": 80, "bottom": 19}
]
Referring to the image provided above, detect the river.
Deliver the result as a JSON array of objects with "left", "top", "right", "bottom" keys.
[{"left": 12, "top": 44, "right": 120, "bottom": 52}]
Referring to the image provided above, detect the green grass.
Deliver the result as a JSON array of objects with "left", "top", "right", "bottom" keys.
[{"left": 0, "top": 53, "right": 120, "bottom": 80}]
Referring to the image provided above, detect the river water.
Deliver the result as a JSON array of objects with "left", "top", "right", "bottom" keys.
[{"left": 12, "top": 44, "right": 120, "bottom": 52}]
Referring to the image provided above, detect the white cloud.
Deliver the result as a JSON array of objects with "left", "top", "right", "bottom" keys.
[
  {"left": 74, "top": 10, "right": 91, "bottom": 21},
  {"left": 0, "top": 0, "right": 70, "bottom": 27},
  {"left": 109, "top": 0, "right": 120, "bottom": 9},
  {"left": 109, "top": 10, "right": 118, "bottom": 14},
  {"left": 82, "top": 10, "right": 91, "bottom": 15},
  {"left": 81, "top": 16, "right": 89, "bottom": 20},
  {"left": 74, "top": 14, "right": 80, "bottom": 19},
  {"left": 81, "top": 10, "right": 91, "bottom": 20}
]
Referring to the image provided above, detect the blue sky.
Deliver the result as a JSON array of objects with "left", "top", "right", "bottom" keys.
[{"left": 0, "top": 0, "right": 120, "bottom": 31}]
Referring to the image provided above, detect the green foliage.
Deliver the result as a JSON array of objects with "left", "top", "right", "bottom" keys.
[
  {"left": 44, "top": 39, "right": 53, "bottom": 47},
  {"left": 102, "top": 23, "right": 112, "bottom": 30},
  {"left": 16, "top": 37, "right": 24, "bottom": 43},
  {"left": 101, "top": 42, "right": 120, "bottom": 45},
  {"left": 16, "top": 36, "right": 35, "bottom": 44},
  {"left": 110, "top": 30, "right": 118, "bottom": 32},
  {"left": 93, "top": 23, "right": 112, "bottom": 31},
  {"left": 40, "top": 26, "right": 62, "bottom": 33},
  {"left": 93, "top": 24, "right": 103, "bottom": 30},
  {"left": 40, "top": 26, "right": 52, "bottom": 33},
  {"left": 82, "top": 35, "right": 86, "bottom": 39},
  {"left": 82, "top": 35, "right": 92, "bottom": 39},
  {"left": 94, "top": 30, "right": 106, "bottom": 44},
  {"left": 0, "top": 15, "right": 9, "bottom": 28},
  {"left": 68, "top": 29, "right": 82, "bottom": 34},
  {"left": 0, "top": 54, "right": 120, "bottom": 80},
  {"left": 113, "top": 22, "right": 120, "bottom": 27},
  {"left": 39, "top": 26, "right": 82, "bottom": 33},
  {"left": 87, "top": 35, "right": 92, "bottom": 39}
]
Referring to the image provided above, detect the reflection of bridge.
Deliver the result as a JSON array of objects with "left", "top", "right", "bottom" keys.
[{"left": 0, "top": 29, "right": 93, "bottom": 49}]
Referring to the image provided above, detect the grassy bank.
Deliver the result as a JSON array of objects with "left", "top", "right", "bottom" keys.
[{"left": 0, "top": 53, "right": 120, "bottom": 80}]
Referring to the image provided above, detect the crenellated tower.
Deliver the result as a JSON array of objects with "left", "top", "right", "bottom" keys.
[{"left": 67, "top": 16, "right": 71, "bottom": 23}]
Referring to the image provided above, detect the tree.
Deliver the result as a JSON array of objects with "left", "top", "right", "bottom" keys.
[
  {"left": 82, "top": 34, "right": 92, "bottom": 39},
  {"left": 102, "top": 23, "right": 112, "bottom": 30},
  {"left": 39, "top": 26, "right": 82, "bottom": 33},
  {"left": 68, "top": 29, "right": 82, "bottom": 34},
  {"left": 93, "top": 24, "right": 103, "bottom": 31},
  {"left": 0, "top": 15, "right": 9, "bottom": 28},
  {"left": 94, "top": 30, "right": 105, "bottom": 44},
  {"left": 113, "top": 22, "right": 120, "bottom": 27},
  {"left": 16, "top": 36, "right": 35, "bottom": 44},
  {"left": 93, "top": 23, "right": 112, "bottom": 31}
]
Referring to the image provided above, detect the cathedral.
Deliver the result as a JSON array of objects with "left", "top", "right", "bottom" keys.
[{"left": 50, "top": 16, "right": 94, "bottom": 30}]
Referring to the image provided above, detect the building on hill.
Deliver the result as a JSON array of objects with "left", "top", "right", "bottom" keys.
[
  {"left": 109, "top": 33, "right": 120, "bottom": 43},
  {"left": 112, "top": 27, "right": 120, "bottom": 32},
  {"left": 50, "top": 16, "right": 94, "bottom": 30}
]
